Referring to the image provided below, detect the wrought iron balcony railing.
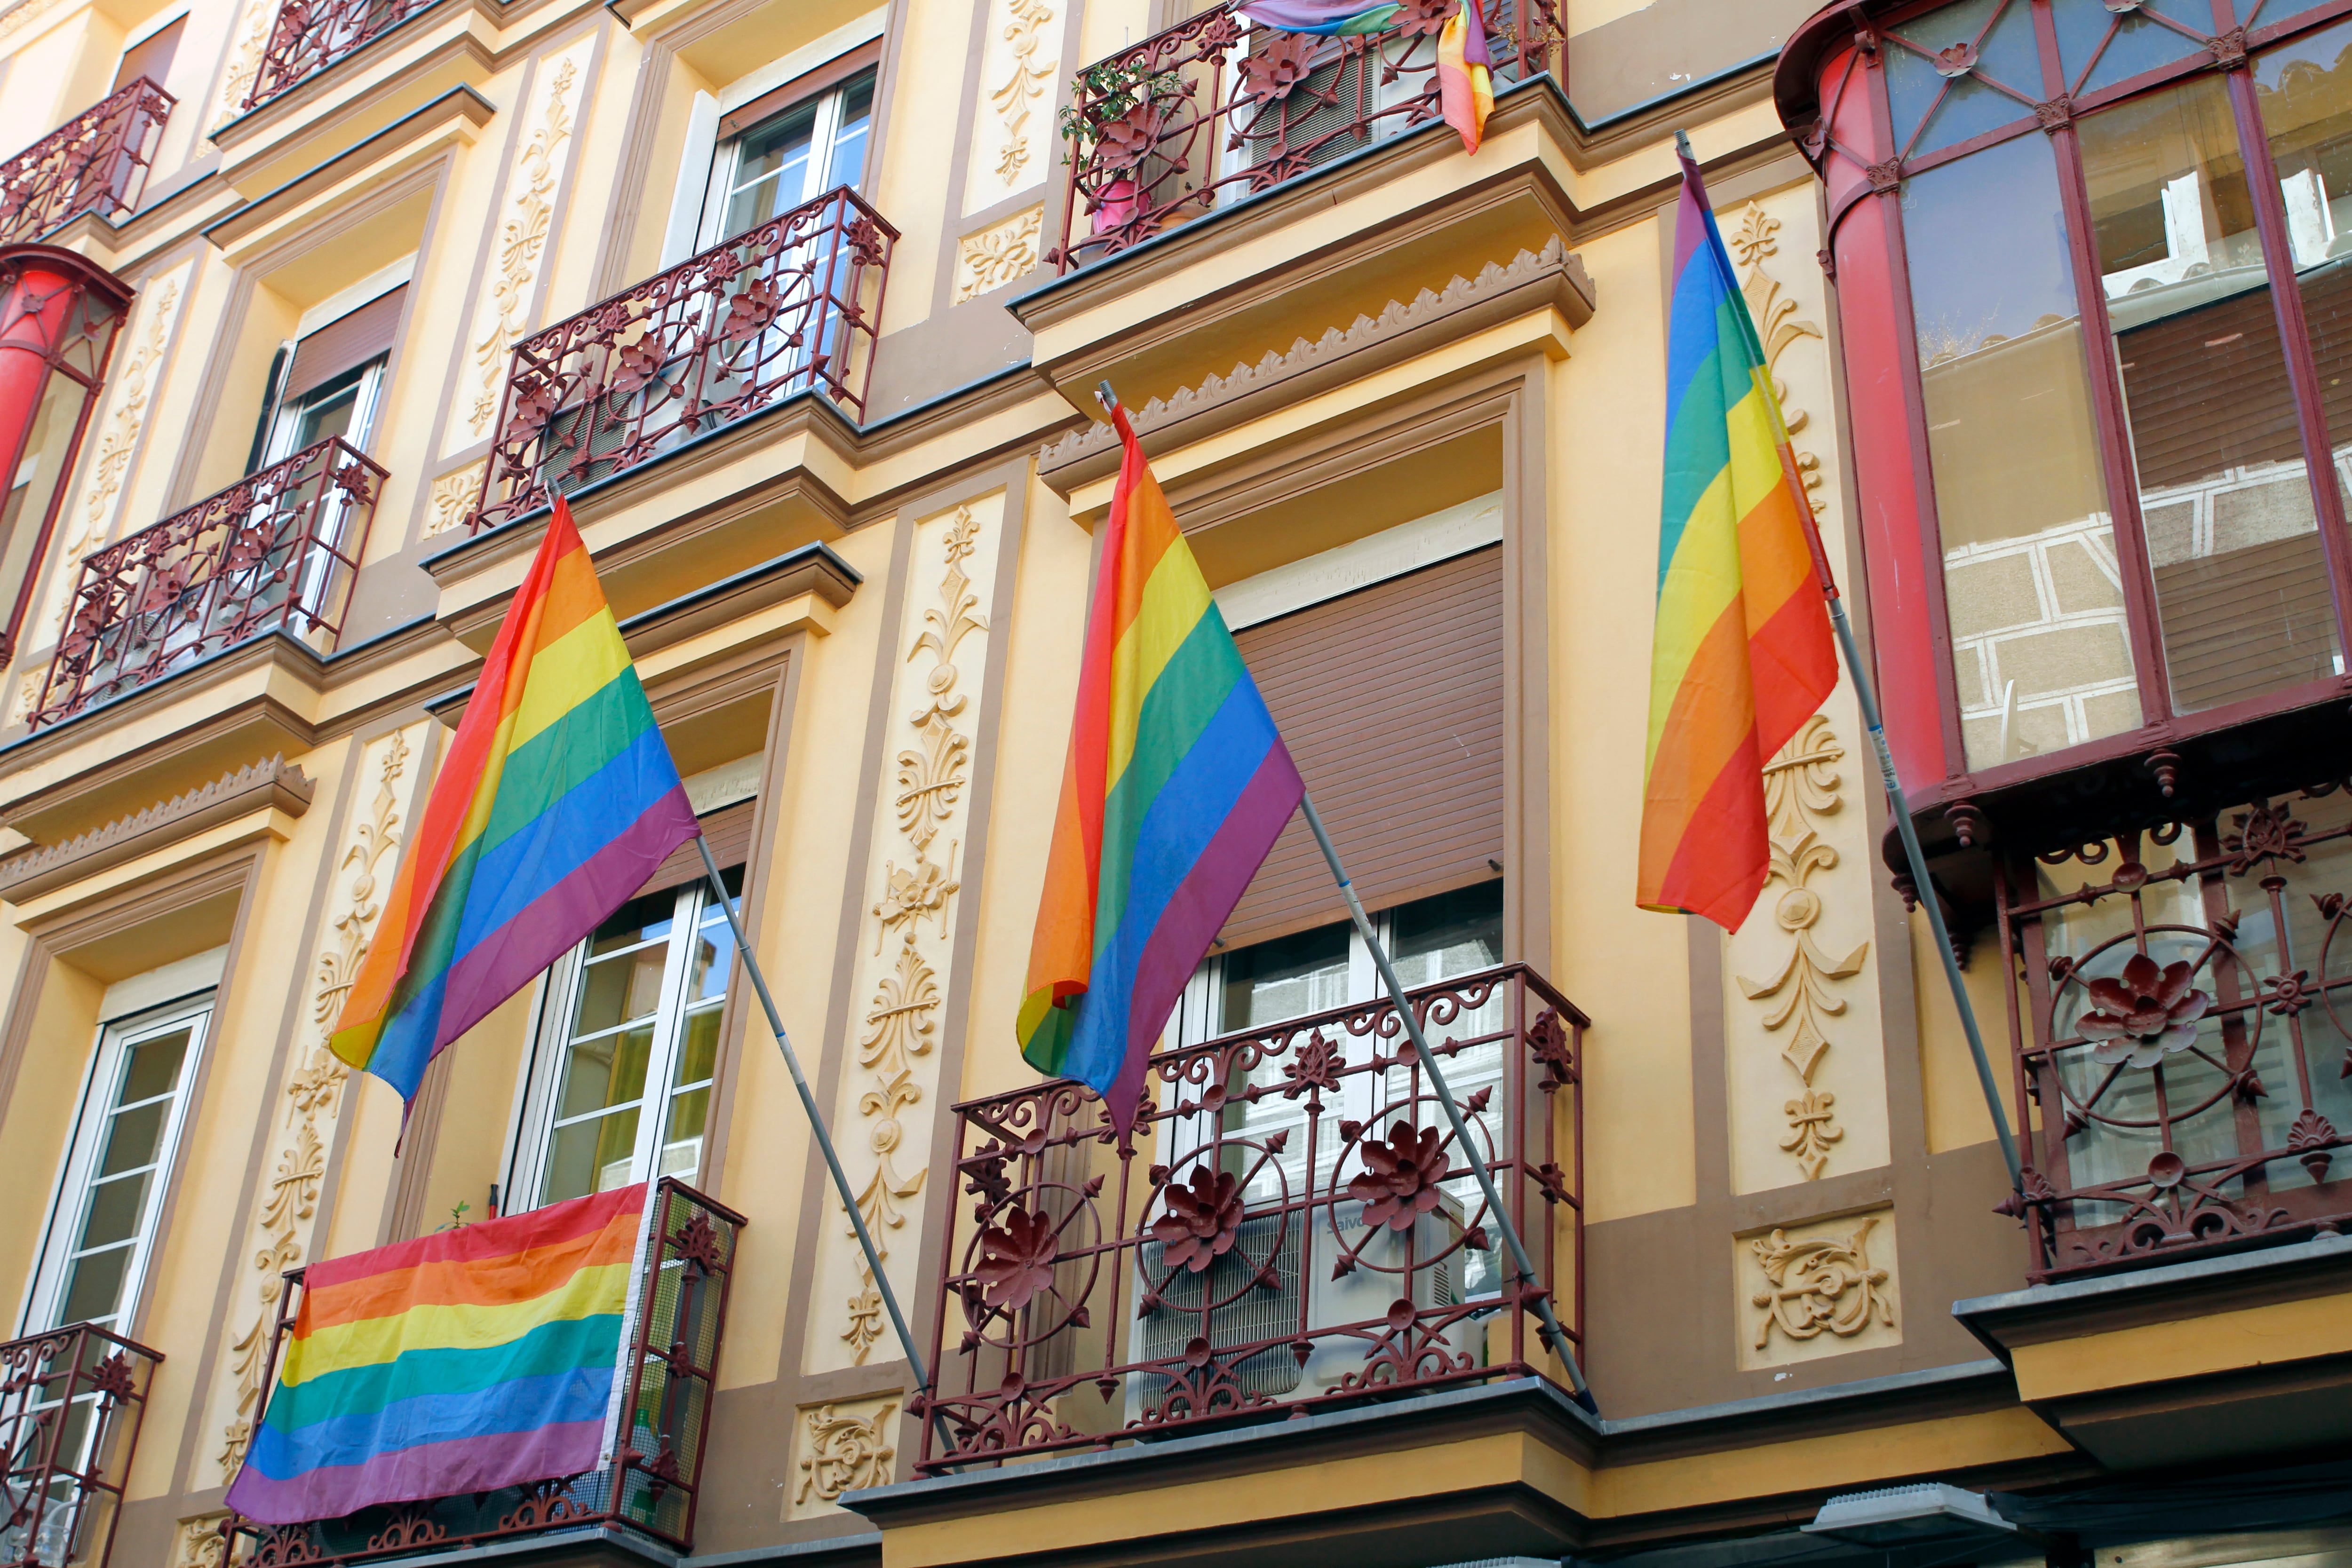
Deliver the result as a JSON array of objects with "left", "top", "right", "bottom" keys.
[
  {"left": 0, "top": 80, "right": 173, "bottom": 246},
  {"left": 469, "top": 185, "right": 896, "bottom": 534},
  {"left": 242, "top": 0, "right": 440, "bottom": 111},
  {"left": 2002, "top": 782, "right": 2352, "bottom": 1279},
  {"left": 1049, "top": 0, "right": 1560, "bottom": 272},
  {"left": 224, "top": 1180, "right": 742, "bottom": 1567},
  {"left": 29, "top": 436, "right": 383, "bottom": 729},
  {"left": 919, "top": 963, "right": 1585, "bottom": 1472},
  {"left": 0, "top": 1323, "right": 162, "bottom": 1568}
]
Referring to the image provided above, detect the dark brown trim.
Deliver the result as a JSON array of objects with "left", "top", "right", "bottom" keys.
[{"left": 717, "top": 38, "right": 881, "bottom": 139}]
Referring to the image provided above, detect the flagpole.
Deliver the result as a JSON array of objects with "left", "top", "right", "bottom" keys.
[
  {"left": 691, "top": 834, "right": 953, "bottom": 1444},
  {"left": 1671, "top": 130, "right": 2024, "bottom": 1195}
]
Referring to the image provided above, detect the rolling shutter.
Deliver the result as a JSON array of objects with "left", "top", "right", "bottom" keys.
[
  {"left": 1218, "top": 544, "right": 1503, "bottom": 950},
  {"left": 285, "top": 285, "right": 406, "bottom": 399},
  {"left": 634, "top": 800, "right": 756, "bottom": 899}
]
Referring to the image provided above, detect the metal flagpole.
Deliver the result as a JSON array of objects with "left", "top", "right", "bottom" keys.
[
  {"left": 1093, "top": 379, "right": 1595, "bottom": 1408},
  {"left": 1673, "top": 128, "right": 2024, "bottom": 1194},
  {"left": 691, "top": 834, "right": 954, "bottom": 1444}
]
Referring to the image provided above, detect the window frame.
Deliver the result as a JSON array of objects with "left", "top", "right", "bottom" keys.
[
  {"left": 502, "top": 871, "right": 739, "bottom": 1215},
  {"left": 694, "top": 64, "right": 876, "bottom": 253},
  {"left": 1796, "top": 0, "right": 2352, "bottom": 798},
  {"left": 20, "top": 991, "right": 213, "bottom": 1337},
  {"left": 260, "top": 352, "right": 388, "bottom": 468}
]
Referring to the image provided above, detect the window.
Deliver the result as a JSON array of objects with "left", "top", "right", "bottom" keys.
[
  {"left": 1171, "top": 880, "right": 1509, "bottom": 1298},
  {"left": 247, "top": 284, "right": 404, "bottom": 473},
  {"left": 702, "top": 66, "right": 874, "bottom": 247},
  {"left": 506, "top": 866, "right": 740, "bottom": 1212},
  {"left": 24, "top": 996, "right": 210, "bottom": 1334}
]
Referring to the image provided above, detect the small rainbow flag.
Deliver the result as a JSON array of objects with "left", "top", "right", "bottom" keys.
[
  {"left": 224, "top": 1184, "right": 649, "bottom": 1523},
  {"left": 1639, "top": 145, "right": 1838, "bottom": 930},
  {"left": 1437, "top": 0, "right": 1494, "bottom": 153},
  {"left": 1019, "top": 406, "right": 1303, "bottom": 1134},
  {"left": 1234, "top": 0, "right": 1401, "bottom": 35},
  {"left": 330, "top": 498, "right": 699, "bottom": 1102}
]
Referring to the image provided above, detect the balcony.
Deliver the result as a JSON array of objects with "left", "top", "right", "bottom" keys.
[
  {"left": 919, "top": 963, "right": 1584, "bottom": 1472},
  {"left": 1049, "top": 0, "right": 1560, "bottom": 273},
  {"left": 469, "top": 186, "right": 895, "bottom": 535},
  {"left": 224, "top": 1180, "right": 742, "bottom": 1566},
  {"left": 2001, "top": 776, "right": 2352, "bottom": 1280},
  {"left": 0, "top": 81, "right": 173, "bottom": 247},
  {"left": 242, "top": 0, "right": 441, "bottom": 111},
  {"left": 0, "top": 1323, "right": 162, "bottom": 1568},
  {"left": 29, "top": 437, "right": 383, "bottom": 730}
]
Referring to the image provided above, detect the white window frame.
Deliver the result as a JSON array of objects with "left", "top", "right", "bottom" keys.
[
  {"left": 692, "top": 67, "right": 875, "bottom": 253},
  {"left": 21, "top": 993, "right": 213, "bottom": 1336},
  {"left": 261, "top": 354, "right": 388, "bottom": 468},
  {"left": 503, "top": 876, "right": 737, "bottom": 1214}
]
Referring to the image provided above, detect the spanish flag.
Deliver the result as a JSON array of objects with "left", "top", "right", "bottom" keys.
[{"left": 1638, "top": 146, "right": 1837, "bottom": 930}]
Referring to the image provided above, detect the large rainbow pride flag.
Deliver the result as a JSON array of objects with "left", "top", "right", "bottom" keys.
[
  {"left": 1019, "top": 406, "right": 1303, "bottom": 1134},
  {"left": 330, "top": 498, "right": 699, "bottom": 1102},
  {"left": 1639, "top": 146, "right": 1838, "bottom": 930},
  {"left": 224, "top": 1184, "right": 649, "bottom": 1523}
]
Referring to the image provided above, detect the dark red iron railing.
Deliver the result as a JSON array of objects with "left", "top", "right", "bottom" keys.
[
  {"left": 29, "top": 436, "right": 384, "bottom": 729},
  {"left": 224, "top": 1180, "right": 742, "bottom": 1567},
  {"left": 0, "top": 80, "right": 173, "bottom": 246},
  {"left": 469, "top": 186, "right": 895, "bottom": 534},
  {"left": 242, "top": 0, "right": 440, "bottom": 111},
  {"left": 919, "top": 963, "right": 1584, "bottom": 1472},
  {"left": 1049, "top": 0, "right": 1560, "bottom": 272},
  {"left": 0, "top": 1323, "right": 161, "bottom": 1568},
  {"left": 2000, "top": 783, "right": 2352, "bottom": 1279}
]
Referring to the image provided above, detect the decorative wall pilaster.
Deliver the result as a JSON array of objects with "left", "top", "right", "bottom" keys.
[
  {"left": 209, "top": 726, "right": 421, "bottom": 1481},
  {"left": 810, "top": 497, "right": 1003, "bottom": 1377},
  {"left": 965, "top": 0, "right": 1057, "bottom": 216}
]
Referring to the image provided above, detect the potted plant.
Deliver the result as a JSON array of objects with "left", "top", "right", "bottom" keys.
[{"left": 1061, "top": 58, "right": 1184, "bottom": 234}]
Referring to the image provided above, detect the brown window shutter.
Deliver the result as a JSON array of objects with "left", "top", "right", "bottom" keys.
[
  {"left": 635, "top": 800, "right": 756, "bottom": 899},
  {"left": 114, "top": 17, "right": 183, "bottom": 90},
  {"left": 719, "top": 41, "right": 882, "bottom": 139},
  {"left": 1218, "top": 545, "right": 1504, "bottom": 950},
  {"left": 286, "top": 285, "right": 406, "bottom": 399}
]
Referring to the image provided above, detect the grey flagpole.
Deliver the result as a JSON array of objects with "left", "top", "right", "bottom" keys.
[
  {"left": 1095, "top": 381, "right": 1597, "bottom": 1412},
  {"left": 690, "top": 833, "right": 955, "bottom": 1448},
  {"left": 1673, "top": 128, "right": 2023, "bottom": 1193}
]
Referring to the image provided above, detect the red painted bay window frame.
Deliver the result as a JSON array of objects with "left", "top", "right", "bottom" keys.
[{"left": 1788, "top": 0, "right": 2352, "bottom": 810}]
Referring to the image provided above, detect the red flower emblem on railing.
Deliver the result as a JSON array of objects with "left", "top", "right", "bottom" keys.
[
  {"left": 2078, "top": 954, "right": 2212, "bottom": 1069},
  {"left": 1393, "top": 0, "right": 1456, "bottom": 36},
  {"left": 1348, "top": 1121, "right": 1449, "bottom": 1230},
  {"left": 1095, "top": 104, "right": 1167, "bottom": 170},
  {"left": 1239, "top": 33, "right": 1318, "bottom": 103},
  {"left": 1151, "top": 1168, "right": 1243, "bottom": 1273},
  {"left": 976, "top": 1204, "right": 1061, "bottom": 1311}
]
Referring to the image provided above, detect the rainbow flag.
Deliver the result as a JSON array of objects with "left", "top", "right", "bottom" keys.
[
  {"left": 1235, "top": 0, "right": 1401, "bottom": 35},
  {"left": 1437, "top": 0, "right": 1494, "bottom": 153},
  {"left": 330, "top": 499, "right": 699, "bottom": 1102},
  {"left": 1019, "top": 406, "right": 1303, "bottom": 1134},
  {"left": 1640, "top": 145, "right": 1837, "bottom": 930},
  {"left": 223, "top": 1184, "right": 649, "bottom": 1523}
]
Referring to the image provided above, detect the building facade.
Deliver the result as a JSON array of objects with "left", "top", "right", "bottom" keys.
[{"left": 0, "top": 0, "right": 2347, "bottom": 1565}]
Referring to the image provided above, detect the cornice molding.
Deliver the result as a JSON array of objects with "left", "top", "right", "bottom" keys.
[
  {"left": 1036, "top": 238, "right": 1593, "bottom": 493},
  {"left": 0, "top": 755, "right": 313, "bottom": 903}
]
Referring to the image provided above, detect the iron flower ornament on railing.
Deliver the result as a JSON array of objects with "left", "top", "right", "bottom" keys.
[
  {"left": 242, "top": 0, "right": 442, "bottom": 111},
  {"left": 224, "top": 1180, "right": 743, "bottom": 1568},
  {"left": 1048, "top": 0, "right": 1560, "bottom": 272},
  {"left": 0, "top": 80, "right": 173, "bottom": 246},
  {"left": 469, "top": 186, "right": 896, "bottom": 533},
  {"left": 920, "top": 963, "right": 1585, "bottom": 1472},
  {"left": 0, "top": 1323, "right": 160, "bottom": 1568},
  {"left": 1999, "top": 789, "right": 2352, "bottom": 1278},
  {"left": 30, "top": 436, "right": 383, "bottom": 729}
]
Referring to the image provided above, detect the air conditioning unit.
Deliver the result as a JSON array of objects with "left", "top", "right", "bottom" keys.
[{"left": 1128, "top": 1188, "right": 1487, "bottom": 1425}]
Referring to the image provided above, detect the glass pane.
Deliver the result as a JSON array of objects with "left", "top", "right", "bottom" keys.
[
  {"left": 74, "top": 1172, "right": 149, "bottom": 1251},
  {"left": 56, "top": 1246, "right": 130, "bottom": 1328},
  {"left": 572, "top": 943, "right": 669, "bottom": 1037},
  {"left": 1391, "top": 881, "right": 1503, "bottom": 985},
  {"left": 725, "top": 100, "right": 820, "bottom": 237},
  {"left": 1220, "top": 921, "right": 1350, "bottom": 1031},
  {"left": 1903, "top": 0, "right": 2044, "bottom": 158},
  {"left": 543, "top": 1107, "right": 643, "bottom": 1205},
  {"left": 116, "top": 1029, "right": 188, "bottom": 1104},
  {"left": 588, "top": 888, "right": 677, "bottom": 958},
  {"left": 95, "top": 1101, "right": 167, "bottom": 1178},
  {"left": 556, "top": 1023, "right": 655, "bottom": 1120},
  {"left": 2082, "top": 73, "right": 2343, "bottom": 712},
  {"left": 684, "top": 905, "right": 735, "bottom": 1006},
  {"left": 1903, "top": 135, "right": 2140, "bottom": 766},
  {"left": 674, "top": 1005, "right": 721, "bottom": 1089},
  {"left": 660, "top": 1086, "right": 708, "bottom": 1179},
  {"left": 1885, "top": 0, "right": 2004, "bottom": 153},
  {"left": 827, "top": 73, "right": 874, "bottom": 190}
]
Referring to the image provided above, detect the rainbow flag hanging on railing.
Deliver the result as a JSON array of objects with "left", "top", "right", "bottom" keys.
[
  {"left": 330, "top": 498, "right": 699, "bottom": 1103},
  {"left": 1235, "top": 0, "right": 1401, "bottom": 35},
  {"left": 224, "top": 1184, "right": 650, "bottom": 1524},
  {"left": 1018, "top": 405, "right": 1303, "bottom": 1136},
  {"left": 1639, "top": 145, "right": 1837, "bottom": 930}
]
